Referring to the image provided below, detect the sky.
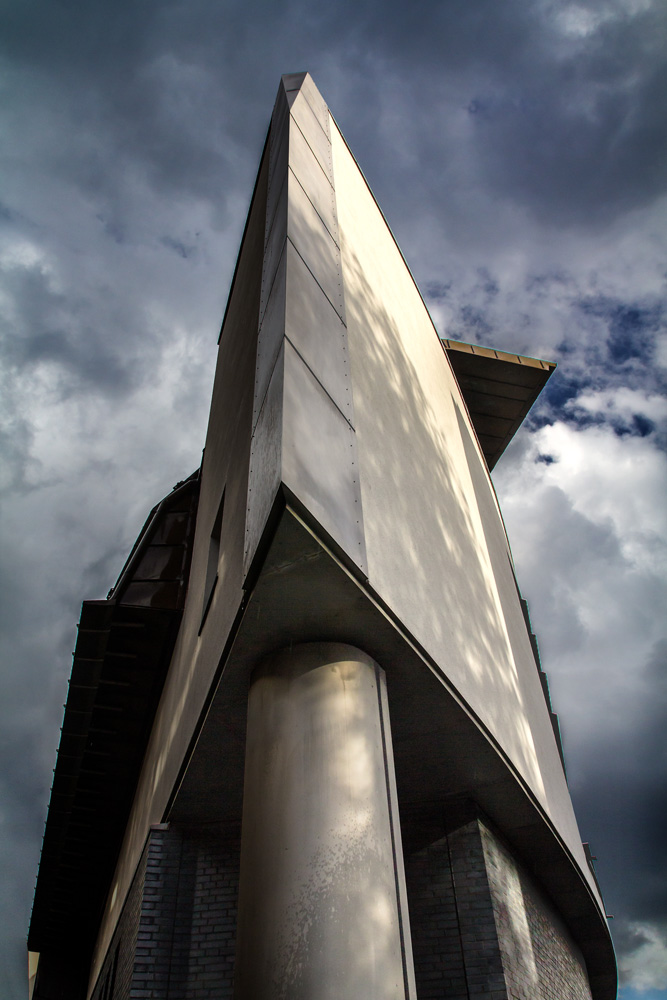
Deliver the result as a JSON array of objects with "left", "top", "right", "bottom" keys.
[{"left": 0, "top": 0, "right": 665, "bottom": 997}]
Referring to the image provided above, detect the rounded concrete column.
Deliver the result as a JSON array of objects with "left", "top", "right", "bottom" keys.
[{"left": 234, "top": 642, "right": 415, "bottom": 1000}]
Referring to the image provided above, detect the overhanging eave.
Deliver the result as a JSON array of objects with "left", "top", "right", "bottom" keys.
[{"left": 442, "top": 338, "right": 556, "bottom": 470}]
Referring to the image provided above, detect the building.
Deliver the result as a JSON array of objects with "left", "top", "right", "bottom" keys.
[{"left": 28, "top": 73, "right": 617, "bottom": 1000}]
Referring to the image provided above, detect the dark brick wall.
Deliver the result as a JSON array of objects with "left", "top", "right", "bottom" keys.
[
  {"left": 131, "top": 823, "right": 183, "bottom": 999},
  {"left": 89, "top": 823, "right": 240, "bottom": 1000},
  {"left": 167, "top": 826, "right": 240, "bottom": 1000},
  {"left": 448, "top": 821, "right": 509, "bottom": 999},
  {"left": 404, "top": 836, "right": 469, "bottom": 999},
  {"left": 480, "top": 821, "right": 592, "bottom": 1000},
  {"left": 405, "top": 822, "right": 507, "bottom": 1000},
  {"left": 404, "top": 813, "right": 593, "bottom": 1000},
  {"left": 90, "top": 829, "right": 152, "bottom": 1000}
]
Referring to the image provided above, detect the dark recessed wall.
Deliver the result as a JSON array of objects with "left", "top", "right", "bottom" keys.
[{"left": 404, "top": 814, "right": 593, "bottom": 1000}]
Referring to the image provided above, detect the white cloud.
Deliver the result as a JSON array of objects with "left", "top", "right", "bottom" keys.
[
  {"left": 552, "top": 4, "right": 612, "bottom": 39},
  {"left": 495, "top": 420, "right": 667, "bottom": 749},
  {"left": 619, "top": 922, "right": 667, "bottom": 992},
  {"left": 571, "top": 387, "right": 667, "bottom": 424},
  {"left": 534, "top": 421, "right": 667, "bottom": 568}
]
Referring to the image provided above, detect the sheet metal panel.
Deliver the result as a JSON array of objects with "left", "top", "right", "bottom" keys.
[
  {"left": 266, "top": 114, "right": 288, "bottom": 219},
  {"left": 288, "top": 73, "right": 330, "bottom": 135},
  {"left": 281, "top": 71, "right": 308, "bottom": 94},
  {"left": 284, "top": 241, "right": 352, "bottom": 424},
  {"left": 288, "top": 118, "right": 337, "bottom": 243},
  {"left": 282, "top": 341, "right": 366, "bottom": 572},
  {"left": 290, "top": 93, "right": 334, "bottom": 184},
  {"left": 260, "top": 173, "right": 287, "bottom": 321},
  {"left": 244, "top": 345, "right": 284, "bottom": 575},
  {"left": 330, "top": 114, "right": 588, "bottom": 879},
  {"left": 253, "top": 246, "right": 286, "bottom": 431},
  {"left": 287, "top": 173, "right": 345, "bottom": 322},
  {"left": 264, "top": 86, "right": 289, "bottom": 248}
]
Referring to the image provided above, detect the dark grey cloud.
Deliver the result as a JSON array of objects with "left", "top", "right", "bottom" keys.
[
  {"left": 0, "top": 260, "right": 141, "bottom": 397},
  {"left": 467, "top": 42, "right": 667, "bottom": 225},
  {"left": 4, "top": 0, "right": 664, "bottom": 231},
  {"left": 568, "top": 638, "right": 667, "bottom": 992},
  {"left": 312, "top": 1, "right": 667, "bottom": 246},
  {"left": 572, "top": 638, "right": 667, "bottom": 910}
]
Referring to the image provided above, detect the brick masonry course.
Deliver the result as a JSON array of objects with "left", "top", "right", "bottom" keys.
[
  {"left": 404, "top": 812, "right": 593, "bottom": 1000},
  {"left": 90, "top": 823, "right": 240, "bottom": 1000}
]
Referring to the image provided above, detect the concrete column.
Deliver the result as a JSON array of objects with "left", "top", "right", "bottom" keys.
[{"left": 234, "top": 642, "right": 415, "bottom": 1000}]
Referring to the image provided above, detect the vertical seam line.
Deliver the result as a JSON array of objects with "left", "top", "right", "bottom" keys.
[
  {"left": 375, "top": 662, "right": 411, "bottom": 1000},
  {"left": 447, "top": 832, "right": 472, "bottom": 1000}
]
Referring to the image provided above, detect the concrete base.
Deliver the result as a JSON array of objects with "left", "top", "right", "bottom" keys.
[{"left": 234, "top": 642, "right": 416, "bottom": 1000}]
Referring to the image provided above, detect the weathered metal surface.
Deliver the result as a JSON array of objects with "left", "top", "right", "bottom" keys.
[
  {"left": 235, "top": 643, "right": 415, "bottom": 1000},
  {"left": 288, "top": 119, "right": 337, "bottom": 242},
  {"left": 290, "top": 94, "right": 333, "bottom": 183},
  {"left": 284, "top": 241, "right": 352, "bottom": 423},
  {"left": 259, "top": 171, "right": 287, "bottom": 321},
  {"left": 246, "top": 72, "right": 364, "bottom": 580},
  {"left": 253, "top": 245, "right": 286, "bottom": 431},
  {"left": 286, "top": 72, "right": 329, "bottom": 134},
  {"left": 287, "top": 174, "right": 345, "bottom": 321},
  {"left": 245, "top": 343, "right": 284, "bottom": 573},
  {"left": 282, "top": 341, "right": 365, "bottom": 569}
]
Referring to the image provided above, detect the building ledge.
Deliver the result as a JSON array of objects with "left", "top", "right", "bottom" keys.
[{"left": 442, "top": 339, "right": 556, "bottom": 470}]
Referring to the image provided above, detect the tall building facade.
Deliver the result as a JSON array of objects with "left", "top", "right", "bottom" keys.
[{"left": 29, "top": 74, "right": 617, "bottom": 1000}]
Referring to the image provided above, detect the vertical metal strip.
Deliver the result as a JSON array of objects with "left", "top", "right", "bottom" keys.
[{"left": 375, "top": 662, "right": 417, "bottom": 1000}]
